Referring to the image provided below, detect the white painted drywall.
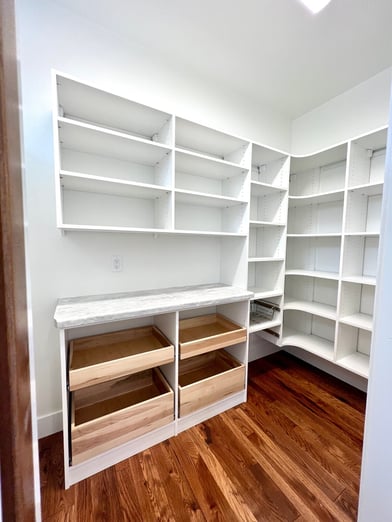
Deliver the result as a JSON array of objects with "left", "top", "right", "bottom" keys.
[
  {"left": 15, "top": 0, "right": 291, "bottom": 431},
  {"left": 357, "top": 96, "right": 392, "bottom": 522},
  {"left": 291, "top": 68, "right": 392, "bottom": 155}
]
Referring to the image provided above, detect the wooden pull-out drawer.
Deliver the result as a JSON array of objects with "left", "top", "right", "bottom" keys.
[
  {"left": 179, "top": 313, "right": 247, "bottom": 360},
  {"left": 69, "top": 326, "right": 174, "bottom": 391},
  {"left": 70, "top": 368, "right": 174, "bottom": 465},
  {"left": 178, "top": 350, "right": 245, "bottom": 417}
]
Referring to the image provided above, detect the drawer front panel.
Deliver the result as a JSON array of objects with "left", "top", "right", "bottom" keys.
[
  {"left": 179, "top": 364, "right": 245, "bottom": 417},
  {"left": 69, "top": 326, "right": 174, "bottom": 390},
  {"left": 179, "top": 313, "right": 247, "bottom": 359},
  {"left": 71, "top": 390, "right": 173, "bottom": 464}
]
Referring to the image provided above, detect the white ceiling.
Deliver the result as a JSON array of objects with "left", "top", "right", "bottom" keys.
[{"left": 54, "top": 0, "right": 392, "bottom": 119}]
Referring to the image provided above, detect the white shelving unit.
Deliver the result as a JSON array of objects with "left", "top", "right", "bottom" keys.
[
  {"left": 282, "top": 129, "right": 386, "bottom": 378},
  {"left": 247, "top": 144, "right": 289, "bottom": 338},
  {"left": 52, "top": 72, "right": 388, "bottom": 489},
  {"left": 54, "top": 285, "right": 251, "bottom": 487}
]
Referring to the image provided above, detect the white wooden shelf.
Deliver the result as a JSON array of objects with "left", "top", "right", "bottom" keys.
[
  {"left": 286, "top": 235, "right": 341, "bottom": 275},
  {"left": 248, "top": 257, "right": 285, "bottom": 263},
  {"left": 248, "top": 288, "right": 284, "bottom": 300},
  {"left": 285, "top": 269, "right": 340, "bottom": 281},
  {"left": 340, "top": 313, "right": 373, "bottom": 331},
  {"left": 251, "top": 181, "right": 287, "bottom": 196},
  {"left": 58, "top": 224, "right": 248, "bottom": 237},
  {"left": 342, "top": 235, "right": 378, "bottom": 282},
  {"left": 341, "top": 275, "right": 377, "bottom": 286},
  {"left": 336, "top": 322, "right": 371, "bottom": 378},
  {"left": 57, "top": 74, "right": 172, "bottom": 145},
  {"left": 339, "top": 280, "right": 374, "bottom": 332},
  {"left": 175, "top": 189, "right": 246, "bottom": 208},
  {"left": 175, "top": 194, "right": 247, "bottom": 235},
  {"left": 249, "top": 220, "right": 286, "bottom": 227},
  {"left": 249, "top": 317, "right": 281, "bottom": 334},
  {"left": 345, "top": 183, "right": 383, "bottom": 234},
  {"left": 172, "top": 229, "right": 247, "bottom": 237},
  {"left": 175, "top": 148, "right": 247, "bottom": 178},
  {"left": 60, "top": 171, "right": 170, "bottom": 199},
  {"left": 336, "top": 353, "right": 369, "bottom": 379},
  {"left": 290, "top": 144, "right": 347, "bottom": 196},
  {"left": 58, "top": 117, "right": 171, "bottom": 165},
  {"left": 251, "top": 144, "right": 289, "bottom": 189},
  {"left": 348, "top": 182, "right": 384, "bottom": 195},
  {"left": 287, "top": 233, "right": 341, "bottom": 238},
  {"left": 175, "top": 117, "right": 249, "bottom": 165},
  {"left": 287, "top": 196, "right": 343, "bottom": 235},
  {"left": 344, "top": 232, "right": 380, "bottom": 237},
  {"left": 348, "top": 131, "right": 386, "bottom": 188},
  {"left": 248, "top": 261, "right": 285, "bottom": 298},
  {"left": 59, "top": 224, "right": 171, "bottom": 234},
  {"left": 284, "top": 297, "right": 336, "bottom": 320},
  {"left": 281, "top": 327, "right": 334, "bottom": 361},
  {"left": 288, "top": 189, "right": 345, "bottom": 207}
]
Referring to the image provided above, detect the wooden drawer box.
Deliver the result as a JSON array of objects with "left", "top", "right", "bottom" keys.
[
  {"left": 70, "top": 368, "right": 173, "bottom": 465},
  {"left": 179, "top": 313, "right": 247, "bottom": 360},
  {"left": 178, "top": 350, "right": 245, "bottom": 417},
  {"left": 69, "top": 326, "right": 174, "bottom": 391}
]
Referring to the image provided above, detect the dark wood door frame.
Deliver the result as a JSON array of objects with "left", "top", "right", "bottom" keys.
[{"left": 0, "top": 0, "right": 36, "bottom": 520}]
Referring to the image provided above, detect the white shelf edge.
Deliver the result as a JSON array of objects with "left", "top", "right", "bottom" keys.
[
  {"left": 287, "top": 233, "right": 342, "bottom": 238},
  {"left": 339, "top": 313, "right": 373, "bottom": 331},
  {"left": 59, "top": 170, "right": 170, "bottom": 193},
  {"left": 174, "top": 188, "right": 247, "bottom": 205},
  {"left": 336, "top": 353, "right": 369, "bottom": 379},
  {"left": 251, "top": 180, "right": 287, "bottom": 193},
  {"left": 344, "top": 232, "right": 380, "bottom": 237},
  {"left": 248, "top": 288, "right": 284, "bottom": 299},
  {"left": 285, "top": 270, "right": 340, "bottom": 281},
  {"left": 289, "top": 188, "right": 345, "bottom": 200},
  {"left": 58, "top": 224, "right": 247, "bottom": 237},
  {"left": 284, "top": 297, "right": 337, "bottom": 320},
  {"left": 58, "top": 116, "right": 171, "bottom": 152},
  {"left": 341, "top": 276, "right": 377, "bottom": 286},
  {"left": 249, "top": 220, "right": 286, "bottom": 227},
  {"left": 281, "top": 328, "right": 334, "bottom": 361},
  {"left": 347, "top": 181, "right": 384, "bottom": 192},
  {"left": 175, "top": 147, "right": 248, "bottom": 171},
  {"left": 249, "top": 319, "right": 281, "bottom": 334},
  {"left": 248, "top": 257, "right": 285, "bottom": 263}
]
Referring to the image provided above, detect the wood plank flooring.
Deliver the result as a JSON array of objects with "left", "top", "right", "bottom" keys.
[{"left": 39, "top": 352, "right": 366, "bottom": 521}]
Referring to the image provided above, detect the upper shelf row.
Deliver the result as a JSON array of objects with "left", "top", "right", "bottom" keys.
[{"left": 54, "top": 74, "right": 387, "bottom": 236}]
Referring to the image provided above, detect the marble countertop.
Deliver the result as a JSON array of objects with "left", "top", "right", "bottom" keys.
[{"left": 54, "top": 283, "right": 254, "bottom": 329}]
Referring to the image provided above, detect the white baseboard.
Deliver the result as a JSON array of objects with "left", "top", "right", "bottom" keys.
[{"left": 38, "top": 410, "right": 62, "bottom": 439}]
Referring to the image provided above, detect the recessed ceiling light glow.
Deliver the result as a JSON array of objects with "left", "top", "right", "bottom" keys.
[{"left": 299, "top": 0, "right": 332, "bottom": 14}]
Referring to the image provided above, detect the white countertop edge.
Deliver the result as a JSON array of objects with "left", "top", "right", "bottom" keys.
[{"left": 54, "top": 283, "right": 254, "bottom": 329}]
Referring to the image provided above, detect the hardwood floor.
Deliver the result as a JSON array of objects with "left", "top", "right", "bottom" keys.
[{"left": 39, "top": 352, "right": 366, "bottom": 521}]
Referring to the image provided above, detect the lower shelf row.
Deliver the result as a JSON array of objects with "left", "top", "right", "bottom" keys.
[
  {"left": 70, "top": 349, "right": 245, "bottom": 465},
  {"left": 255, "top": 315, "right": 371, "bottom": 378}
]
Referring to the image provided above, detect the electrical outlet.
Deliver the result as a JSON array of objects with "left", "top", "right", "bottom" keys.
[{"left": 111, "top": 255, "right": 123, "bottom": 272}]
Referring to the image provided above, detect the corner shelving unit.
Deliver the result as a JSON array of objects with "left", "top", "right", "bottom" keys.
[
  {"left": 282, "top": 129, "right": 387, "bottom": 378},
  {"left": 281, "top": 144, "right": 347, "bottom": 361},
  {"left": 52, "top": 71, "right": 388, "bottom": 488}
]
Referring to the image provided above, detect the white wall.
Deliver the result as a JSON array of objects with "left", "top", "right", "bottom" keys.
[
  {"left": 291, "top": 68, "right": 392, "bottom": 154},
  {"left": 15, "top": 0, "right": 291, "bottom": 433}
]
